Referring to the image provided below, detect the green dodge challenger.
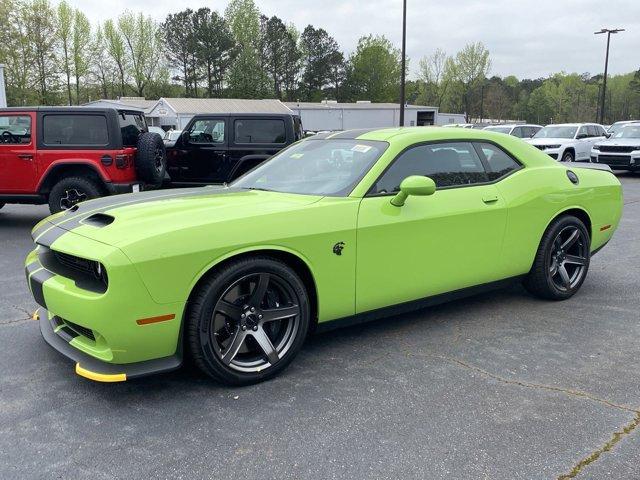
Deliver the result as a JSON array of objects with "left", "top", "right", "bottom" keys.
[{"left": 26, "top": 127, "right": 623, "bottom": 385}]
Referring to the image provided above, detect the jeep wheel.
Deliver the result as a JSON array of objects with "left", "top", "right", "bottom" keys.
[
  {"left": 561, "top": 151, "right": 575, "bottom": 162},
  {"left": 48, "top": 177, "right": 103, "bottom": 214},
  {"left": 136, "top": 132, "right": 167, "bottom": 186}
]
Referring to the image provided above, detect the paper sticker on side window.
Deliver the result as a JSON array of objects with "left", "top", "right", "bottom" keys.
[{"left": 351, "top": 144, "right": 372, "bottom": 153}]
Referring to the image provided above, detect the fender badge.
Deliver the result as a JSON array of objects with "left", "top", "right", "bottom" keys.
[{"left": 333, "top": 242, "right": 345, "bottom": 256}]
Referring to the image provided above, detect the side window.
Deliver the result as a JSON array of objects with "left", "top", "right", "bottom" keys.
[
  {"left": 43, "top": 115, "right": 108, "bottom": 146},
  {"left": 476, "top": 143, "right": 520, "bottom": 180},
  {"left": 511, "top": 127, "right": 524, "bottom": 138},
  {"left": 119, "top": 112, "right": 147, "bottom": 147},
  {"left": 596, "top": 125, "right": 606, "bottom": 136},
  {"left": 234, "top": 119, "right": 286, "bottom": 144},
  {"left": 188, "top": 119, "right": 225, "bottom": 144},
  {"left": 0, "top": 115, "right": 31, "bottom": 144},
  {"left": 372, "top": 142, "right": 489, "bottom": 194},
  {"left": 577, "top": 126, "right": 588, "bottom": 138},
  {"left": 587, "top": 125, "right": 598, "bottom": 137},
  {"left": 529, "top": 126, "right": 542, "bottom": 138}
]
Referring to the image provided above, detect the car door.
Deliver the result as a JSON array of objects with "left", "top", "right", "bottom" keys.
[
  {"left": 0, "top": 112, "right": 37, "bottom": 193},
  {"left": 575, "top": 126, "right": 592, "bottom": 160},
  {"left": 355, "top": 141, "right": 509, "bottom": 314},
  {"left": 172, "top": 117, "right": 228, "bottom": 183}
]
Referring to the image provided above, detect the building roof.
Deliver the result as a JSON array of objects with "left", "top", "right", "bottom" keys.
[
  {"left": 84, "top": 97, "right": 157, "bottom": 113},
  {"left": 284, "top": 101, "right": 437, "bottom": 110},
  {"left": 156, "top": 98, "right": 293, "bottom": 115}
]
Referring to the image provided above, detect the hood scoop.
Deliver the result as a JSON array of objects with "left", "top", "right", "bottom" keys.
[{"left": 82, "top": 213, "right": 115, "bottom": 228}]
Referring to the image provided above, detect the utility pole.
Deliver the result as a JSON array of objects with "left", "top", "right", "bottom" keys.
[
  {"left": 594, "top": 28, "right": 624, "bottom": 124},
  {"left": 399, "top": 0, "right": 407, "bottom": 127}
]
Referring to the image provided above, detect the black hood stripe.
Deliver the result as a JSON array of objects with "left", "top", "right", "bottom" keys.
[{"left": 34, "top": 186, "right": 240, "bottom": 244}]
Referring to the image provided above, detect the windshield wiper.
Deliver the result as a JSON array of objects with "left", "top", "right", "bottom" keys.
[{"left": 242, "top": 187, "right": 274, "bottom": 192}]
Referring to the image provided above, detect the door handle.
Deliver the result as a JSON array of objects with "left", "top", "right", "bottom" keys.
[
  {"left": 18, "top": 154, "right": 34, "bottom": 160},
  {"left": 482, "top": 195, "right": 499, "bottom": 204}
]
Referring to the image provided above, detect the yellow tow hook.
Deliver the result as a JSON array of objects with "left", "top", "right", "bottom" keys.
[{"left": 32, "top": 309, "right": 40, "bottom": 321}]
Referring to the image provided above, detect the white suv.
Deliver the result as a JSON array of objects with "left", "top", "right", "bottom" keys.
[
  {"left": 591, "top": 123, "right": 640, "bottom": 172},
  {"left": 526, "top": 123, "right": 608, "bottom": 162},
  {"left": 483, "top": 124, "right": 543, "bottom": 138}
]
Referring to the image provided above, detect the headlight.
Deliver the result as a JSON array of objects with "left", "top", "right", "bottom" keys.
[
  {"left": 593, "top": 145, "right": 600, "bottom": 151},
  {"left": 92, "top": 261, "right": 109, "bottom": 286},
  {"left": 545, "top": 145, "right": 561, "bottom": 149}
]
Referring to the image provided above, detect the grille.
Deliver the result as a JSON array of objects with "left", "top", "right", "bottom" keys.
[
  {"left": 54, "top": 251, "right": 96, "bottom": 277},
  {"left": 63, "top": 319, "right": 96, "bottom": 341},
  {"left": 599, "top": 145, "right": 637, "bottom": 153},
  {"left": 598, "top": 155, "right": 631, "bottom": 166}
]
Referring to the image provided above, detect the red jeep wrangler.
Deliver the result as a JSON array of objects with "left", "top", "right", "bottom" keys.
[{"left": 0, "top": 107, "right": 166, "bottom": 213}]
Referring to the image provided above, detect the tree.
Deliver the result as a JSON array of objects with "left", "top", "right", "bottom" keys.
[
  {"left": 450, "top": 42, "right": 491, "bottom": 121},
  {"left": 24, "top": 0, "right": 58, "bottom": 104},
  {"left": 418, "top": 48, "right": 453, "bottom": 108},
  {"left": 346, "top": 35, "right": 402, "bottom": 102},
  {"left": 56, "top": 0, "right": 74, "bottom": 105},
  {"left": 261, "top": 16, "right": 301, "bottom": 99},
  {"left": 300, "top": 26, "right": 343, "bottom": 101},
  {"left": 118, "top": 11, "right": 163, "bottom": 98},
  {"left": 162, "top": 9, "right": 197, "bottom": 96},
  {"left": 225, "top": 0, "right": 268, "bottom": 98},
  {"left": 1, "top": 0, "right": 35, "bottom": 105},
  {"left": 103, "top": 19, "right": 128, "bottom": 96},
  {"left": 72, "top": 9, "right": 91, "bottom": 103},
  {"left": 193, "top": 8, "right": 236, "bottom": 97}
]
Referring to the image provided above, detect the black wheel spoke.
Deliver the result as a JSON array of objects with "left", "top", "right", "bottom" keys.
[
  {"left": 565, "top": 255, "right": 586, "bottom": 266},
  {"left": 558, "top": 264, "right": 571, "bottom": 288},
  {"left": 221, "top": 329, "right": 246, "bottom": 365},
  {"left": 249, "top": 273, "right": 270, "bottom": 307},
  {"left": 561, "top": 229, "right": 580, "bottom": 250},
  {"left": 217, "top": 300, "right": 241, "bottom": 319},
  {"left": 261, "top": 304, "right": 299, "bottom": 323},
  {"left": 251, "top": 327, "right": 279, "bottom": 364}
]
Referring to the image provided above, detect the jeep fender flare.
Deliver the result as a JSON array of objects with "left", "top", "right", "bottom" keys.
[{"left": 36, "top": 160, "right": 109, "bottom": 193}]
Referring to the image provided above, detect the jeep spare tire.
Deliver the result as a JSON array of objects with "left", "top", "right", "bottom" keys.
[{"left": 136, "top": 132, "right": 167, "bottom": 186}]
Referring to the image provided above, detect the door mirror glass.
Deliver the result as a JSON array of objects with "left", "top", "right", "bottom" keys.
[{"left": 391, "top": 175, "right": 436, "bottom": 207}]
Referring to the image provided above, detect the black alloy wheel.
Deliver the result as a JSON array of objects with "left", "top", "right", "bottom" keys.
[
  {"left": 524, "top": 215, "right": 590, "bottom": 300},
  {"left": 187, "top": 257, "right": 310, "bottom": 385}
]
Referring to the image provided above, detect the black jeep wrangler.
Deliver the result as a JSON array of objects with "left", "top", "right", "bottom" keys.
[{"left": 165, "top": 113, "right": 303, "bottom": 185}]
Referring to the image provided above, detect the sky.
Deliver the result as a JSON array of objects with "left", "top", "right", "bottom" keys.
[{"left": 66, "top": 0, "right": 639, "bottom": 80}]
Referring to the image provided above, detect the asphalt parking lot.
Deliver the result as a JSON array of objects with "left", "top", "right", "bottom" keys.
[{"left": 1, "top": 173, "right": 639, "bottom": 480}]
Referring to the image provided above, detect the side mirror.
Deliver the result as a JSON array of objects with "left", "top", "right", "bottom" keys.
[
  {"left": 391, "top": 175, "right": 436, "bottom": 207},
  {"left": 605, "top": 132, "right": 612, "bottom": 138}
]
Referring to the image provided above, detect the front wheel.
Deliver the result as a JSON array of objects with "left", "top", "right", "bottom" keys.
[
  {"left": 523, "top": 215, "right": 590, "bottom": 300},
  {"left": 186, "top": 257, "right": 310, "bottom": 385},
  {"left": 561, "top": 150, "right": 575, "bottom": 162}
]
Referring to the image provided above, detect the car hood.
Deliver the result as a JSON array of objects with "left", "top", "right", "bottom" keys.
[
  {"left": 594, "top": 138, "right": 640, "bottom": 147},
  {"left": 527, "top": 138, "right": 571, "bottom": 146},
  {"left": 40, "top": 186, "right": 323, "bottom": 248}
]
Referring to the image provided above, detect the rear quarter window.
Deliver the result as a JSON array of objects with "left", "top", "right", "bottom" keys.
[
  {"left": 234, "top": 119, "right": 286, "bottom": 144},
  {"left": 43, "top": 114, "right": 108, "bottom": 146},
  {"left": 119, "top": 112, "right": 147, "bottom": 147}
]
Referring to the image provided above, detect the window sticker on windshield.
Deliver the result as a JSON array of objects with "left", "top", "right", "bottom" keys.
[
  {"left": 351, "top": 144, "right": 372, "bottom": 153},
  {"left": 290, "top": 153, "right": 304, "bottom": 159}
]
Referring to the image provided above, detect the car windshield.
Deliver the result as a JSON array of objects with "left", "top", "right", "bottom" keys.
[
  {"left": 613, "top": 125, "right": 640, "bottom": 139},
  {"left": 533, "top": 126, "right": 577, "bottom": 139},
  {"left": 484, "top": 126, "right": 512, "bottom": 134},
  {"left": 232, "top": 139, "right": 388, "bottom": 196}
]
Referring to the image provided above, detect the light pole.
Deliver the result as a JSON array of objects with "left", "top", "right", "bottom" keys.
[
  {"left": 399, "top": 0, "right": 407, "bottom": 127},
  {"left": 594, "top": 28, "right": 624, "bottom": 124}
]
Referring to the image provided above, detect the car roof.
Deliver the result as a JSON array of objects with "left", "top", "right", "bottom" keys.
[
  {"left": 546, "top": 123, "right": 600, "bottom": 127},
  {"left": 308, "top": 127, "right": 530, "bottom": 143},
  {"left": 0, "top": 106, "right": 142, "bottom": 114}
]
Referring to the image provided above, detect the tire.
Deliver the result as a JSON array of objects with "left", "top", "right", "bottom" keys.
[
  {"left": 561, "top": 150, "right": 575, "bottom": 162},
  {"left": 186, "top": 256, "right": 310, "bottom": 385},
  {"left": 0, "top": 203, "right": 4, "bottom": 210},
  {"left": 48, "top": 176, "right": 103, "bottom": 214},
  {"left": 523, "top": 215, "right": 590, "bottom": 300},
  {"left": 135, "top": 132, "right": 167, "bottom": 186}
]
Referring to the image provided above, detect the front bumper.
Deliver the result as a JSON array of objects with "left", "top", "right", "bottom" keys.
[
  {"left": 591, "top": 152, "right": 640, "bottom": 169},
  {"left": 38, "top": 309, "right": 181, "bottom": 382},
  {"left": 26, "top": 223, "right": 185, "bottom": 381}
]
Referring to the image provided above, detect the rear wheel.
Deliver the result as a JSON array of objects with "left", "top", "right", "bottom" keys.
[
  {"left": 523, "top": 215, "right": 590, "bottom": 300},
  {"left": 186, "top": 257, "right": 310, "bottom": 385},
  {"left": 48, "top": 176, "right": 103, "bottom": 214}
]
